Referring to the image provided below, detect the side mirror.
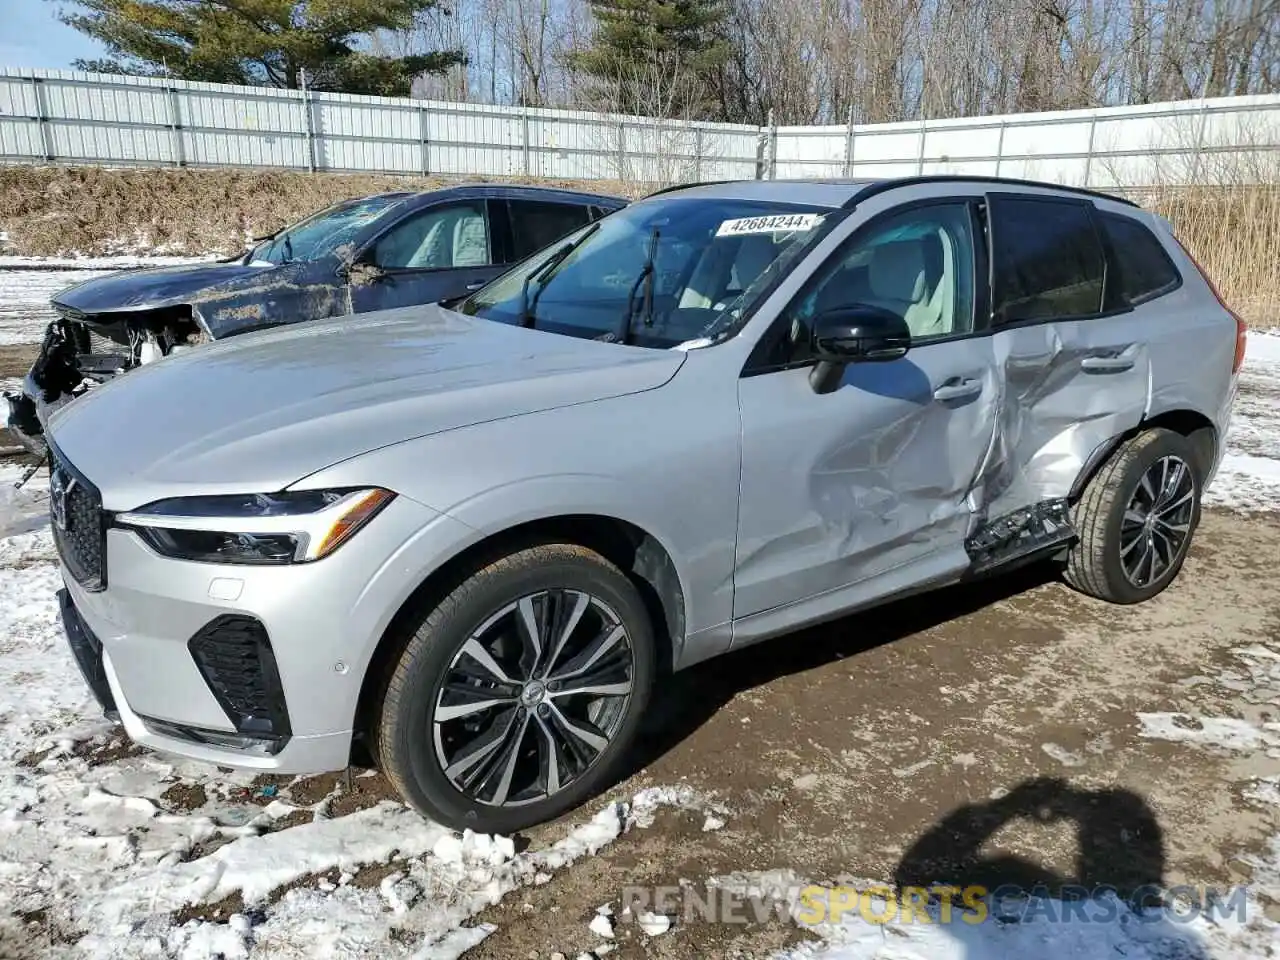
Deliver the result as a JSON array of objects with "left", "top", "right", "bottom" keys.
[{"left": 808, "top": 306, "right": 911, "bottom": 394}]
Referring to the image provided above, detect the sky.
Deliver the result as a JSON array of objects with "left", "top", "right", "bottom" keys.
[{"left": 2, "top": 0, "right": 106, "bottom": 70}]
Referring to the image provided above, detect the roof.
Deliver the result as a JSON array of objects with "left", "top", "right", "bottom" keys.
[
  {"left": 639, "top": 179, "right": 872, "bottom": 208},
  {"left": 639, "top": 176, "right": 1136, "bottom": 209},
  {"left": 407, "top": 183, "right": 629, "bottom": 204}
]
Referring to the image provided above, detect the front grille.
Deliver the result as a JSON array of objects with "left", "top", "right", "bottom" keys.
[
  {"left": 188, "top": 616, "right": 292, "bottom": 741},
  {"left": 48, "top": 444, "right": 107, "bottom": 591}
]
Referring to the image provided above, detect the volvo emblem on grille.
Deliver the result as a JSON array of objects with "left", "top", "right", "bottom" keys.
[{"left": 50, "top": 468, "right": 75, "bottom": 532}]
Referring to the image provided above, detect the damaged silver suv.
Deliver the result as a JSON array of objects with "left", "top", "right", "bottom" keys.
[{"left": 48, "top": 177, "right": 1245, "bottom": 832}]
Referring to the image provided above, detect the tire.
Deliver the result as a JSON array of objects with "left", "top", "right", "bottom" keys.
[
  {"left": 1064, "top": 428, "right": 1203, "bottom": 604},
  {"left": 375, "top": 543, "right": 654, "bottom": 833}
]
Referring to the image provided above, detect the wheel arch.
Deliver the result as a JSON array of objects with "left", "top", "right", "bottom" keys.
[
  {"left": 350, "top": 512, "right": 686, "bottom": 764},
  {"left": 1069, "top": 408, "right": 1219, "bottom": 501}
]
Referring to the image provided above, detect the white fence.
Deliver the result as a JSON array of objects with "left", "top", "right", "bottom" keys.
[{"left": 3, "top": 68, "right": 1280, "bottom": 188}]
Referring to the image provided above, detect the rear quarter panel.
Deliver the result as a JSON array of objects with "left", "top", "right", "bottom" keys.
[{"left": 1143, "top": 215, "right": 1239, "bottom": 464}]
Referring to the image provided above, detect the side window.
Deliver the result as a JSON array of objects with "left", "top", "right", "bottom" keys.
[
  {"left": 786, "top": 202, "right": 976, "bottom": 356},
  {"left": 1098, "top": 212, "right": 1181, "bottom": 306},
  {"left": 508, "top": 200, "right": 593, "bottom": 261},
  {"left": 990, "top": 197, "right": 1104, "bottom": 323},
  {"left": 370, "top": 201, "right": 490, "bottom": 270}
]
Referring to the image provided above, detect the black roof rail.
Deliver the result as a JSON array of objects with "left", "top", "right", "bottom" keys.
[
  {"left": 841, "top": 175, "right": 1139, "bottom": 210},
  {"left": 641, "top": 180, "right": 736, "bottom": 200}
]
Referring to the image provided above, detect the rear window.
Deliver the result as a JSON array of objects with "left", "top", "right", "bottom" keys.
[
  {"left": 990, "top": 196, "right": 1105, "bottom": 323},
  {"left": 1099, "top": 212, "right": 1181, "bottom": 305},
  {"left": 508, "top": 200, "right": 593, "bottom": 261}
]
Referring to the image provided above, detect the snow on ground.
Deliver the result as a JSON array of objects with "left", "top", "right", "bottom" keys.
[
  {"left": 718, "top": 868, "right": 1280, "bottom": 960},
  {"left": 1207, "top": 331, "right": 1280, "bottom": 511},
  {"left": 725, "top": 637, "right": 1280, "bottom": 960},
  {"left": 0, "top": 269, "right": 117, "bottom": 346},
  {"left": 0, "top": 255, "right": 212, "bottom": 270},
  {"left": 0, "top": 256, "right": 212, "bottom": 347},
  {"left": 0, "top": 456, "right": 716, "bottom": 955}
]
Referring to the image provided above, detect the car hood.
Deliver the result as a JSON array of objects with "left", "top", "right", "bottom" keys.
[
  {"left": 48, "top": 305, "right": 685, "bottom": 510},
  {"left": 50, "top": 259, "right": 277, "bottom": 316}
]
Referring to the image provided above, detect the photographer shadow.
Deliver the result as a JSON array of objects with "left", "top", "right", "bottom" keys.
[{"left": 891, "top": 778, "right": 1212, "bottom": 959}]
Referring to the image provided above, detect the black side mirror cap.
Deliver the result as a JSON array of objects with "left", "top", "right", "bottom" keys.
[{"left": 808, "top": 306, "right": 911, "bottom": 394}]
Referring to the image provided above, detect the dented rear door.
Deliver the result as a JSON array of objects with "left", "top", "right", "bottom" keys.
[{"left": 976, "top": 193, "right": 1151, "bottom": 523}]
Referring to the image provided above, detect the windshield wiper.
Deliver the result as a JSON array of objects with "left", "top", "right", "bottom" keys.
[
  {"left": 519, "top": 224, "right": 600, "bottom": 329},
  {"left": 617, "top": 227, "right": 660, "bottom": 344}
]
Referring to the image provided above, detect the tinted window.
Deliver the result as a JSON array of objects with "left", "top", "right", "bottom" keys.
[
  {"left": 508, "top": 200, "right": 593, "bottom": 260},
  {"left": 991, "top": 197, "right": 1104, "bottom": 322},
  {"left": 371, "top": 201, "right": 489, "bottom": 269},
  {"left": 1099, "top": 212, "right": 1180, "bottom": 305}
]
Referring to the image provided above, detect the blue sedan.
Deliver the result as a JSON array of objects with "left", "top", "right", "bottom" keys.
[{"left": 7, "top": 183, "right": 626, "bottom": 451}]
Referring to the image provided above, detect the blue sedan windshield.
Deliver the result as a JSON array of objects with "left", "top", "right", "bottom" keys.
[{"left": 249, "top": 196, "right": 403, "bottom": 264}]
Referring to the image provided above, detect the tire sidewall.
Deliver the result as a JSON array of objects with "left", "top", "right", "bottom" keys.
[
  {"left": 1099, "top": 430, "right": 1203, "bottom": 603},
  {"left": 385, "top": 547, "right": 655, "bottom": 834}
]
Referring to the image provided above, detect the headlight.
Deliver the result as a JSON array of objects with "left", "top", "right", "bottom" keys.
[{"left": 116, "top": 488, "right": 395, "bottom": 565}]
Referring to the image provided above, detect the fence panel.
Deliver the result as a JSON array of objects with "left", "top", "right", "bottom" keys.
[{"left": 2, "top": 68, "right": 1280, "bottom": 188}]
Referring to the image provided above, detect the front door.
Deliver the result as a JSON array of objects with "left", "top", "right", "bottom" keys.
[
  {"left": 734, "top": 199, "right": 999, "bottom": 620},
  {"left": 348, "top": 200, "right": 505, "bottom": 313}
]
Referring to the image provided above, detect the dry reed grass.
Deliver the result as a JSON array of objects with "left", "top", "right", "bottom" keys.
[
  {"left": 1, "top": 166, "right": 1276, "bottom": 328},
  {"left": 1139, "top": 185, "right": 1280, "bottom": 329},
  {"left": 0, "top": 166, "right": 640, "bottom": 259}
]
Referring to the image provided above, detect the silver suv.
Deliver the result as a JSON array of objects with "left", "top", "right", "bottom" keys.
[{"left": 49, "top": 177, "right": 1245, "bottom": 832}]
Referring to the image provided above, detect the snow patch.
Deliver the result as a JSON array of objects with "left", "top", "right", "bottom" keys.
[
  {"left": 714, "top": 871, "right": 1278, "bottom": 960},
  {"left": 0, "top": 486, "right": 718, "bottom": 956},
  {"left": 0, "top": 254, "right": 211, "bottom": 270},
  {"left": 588, "top": 912, "right": 615, "bottom": 938},
  {"left": 1137, "top": 712, "right": 1280, "bottom": 751},
  {"left": 1207, "top": 331, "right": 1280, "bottom": 512},
  {"left": 636, "top": 910, "right": 672, "bottom": 936}
]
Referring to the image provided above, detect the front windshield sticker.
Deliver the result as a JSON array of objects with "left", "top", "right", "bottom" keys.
[{"left": 715, "top": 213, "right": 823, "bottom": 237}]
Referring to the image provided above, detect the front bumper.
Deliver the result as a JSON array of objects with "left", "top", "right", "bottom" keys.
[
  {"left": 58, "top": 588, "right": 117, "bottom": 720},
  {"left": 56, "top": 492, "right": 455, "bottom": 775},
  {"left": 4, "top": 374, "right": 59, "bottom": 456},
  {"left": 5, "top": 318, "right": 133, "bottom": 456}
]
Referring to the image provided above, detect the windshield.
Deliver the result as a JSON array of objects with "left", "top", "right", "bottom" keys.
[
  {"left": 248, "top": 195, "right": 403, "bottom": 264},
  {"left": 458, "top": 197, "right": 836, "bottom": 348}
]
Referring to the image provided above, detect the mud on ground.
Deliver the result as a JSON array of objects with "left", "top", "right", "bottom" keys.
[{"left": 462, "top": 509, "right": 1280, "bottom": 958}]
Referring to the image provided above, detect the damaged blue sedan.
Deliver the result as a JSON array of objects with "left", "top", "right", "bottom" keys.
[{"left": 6, "top": 183, "right": 625, "bottom": 451}]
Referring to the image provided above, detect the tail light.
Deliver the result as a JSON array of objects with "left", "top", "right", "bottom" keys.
[{"left": 1172, "top": 235, "right": 1247, "bottom": 373}]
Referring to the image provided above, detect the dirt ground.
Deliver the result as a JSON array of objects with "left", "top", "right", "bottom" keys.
[{"left": 451, "top": 508, "right": 1280, "bottom": 959}]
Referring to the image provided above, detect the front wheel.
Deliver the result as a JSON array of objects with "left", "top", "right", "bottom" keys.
[
  {"left": 1064, "top": 428, "right": 1203, "bottom": 604},
  {"left": 375, "top": 543, "right": 654, "bottom": 833}
]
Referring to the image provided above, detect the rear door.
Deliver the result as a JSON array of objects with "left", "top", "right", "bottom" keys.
[
  {"left": 347, "top": 199, "right": 504, "bottom": 312},
  {"left": 981, "top": 193, "right": 1152, "bottom": 521}
]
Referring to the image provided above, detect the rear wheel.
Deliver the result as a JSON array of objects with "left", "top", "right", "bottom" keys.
[
  {"left": 375, "top": 543, "right": 654, "bottom": 833},
  {"left": 1064, "top": 428, "right": 1202, "bottom": 604}
]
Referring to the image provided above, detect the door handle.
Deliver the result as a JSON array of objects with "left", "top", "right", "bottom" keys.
[
  {"left": 933, "top": 378, "right": 982, "bottom": 402},
  {"left": 1081, "top": 355, "right": 1135, "bottom": 373},
  {"left": 464, "top": 281, "right": 486, "bottom": 291}
]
